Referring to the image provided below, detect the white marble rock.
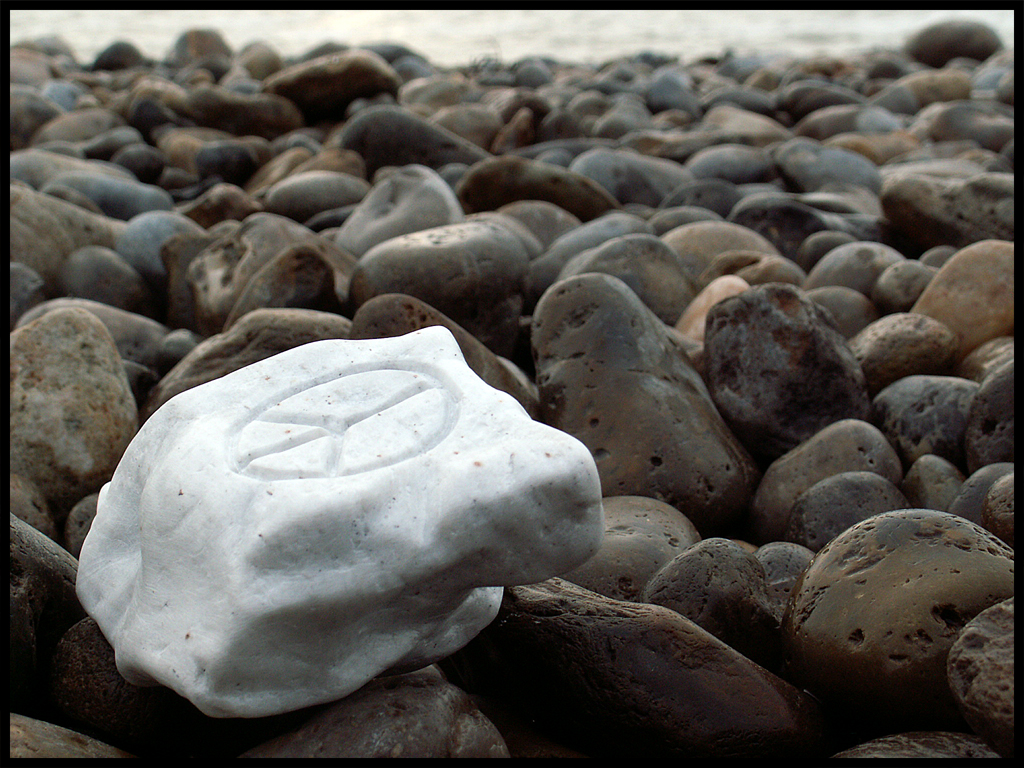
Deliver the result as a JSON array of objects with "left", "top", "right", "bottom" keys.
[{"left": 76, "top": 326, "right": 603, "bottom": 718}]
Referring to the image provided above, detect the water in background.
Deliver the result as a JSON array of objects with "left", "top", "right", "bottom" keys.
[{"left": 9, "top": 9, "right": 1017, "bottom": 68}]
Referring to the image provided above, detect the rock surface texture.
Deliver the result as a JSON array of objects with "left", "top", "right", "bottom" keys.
[{"left": 75, "top": 327, "right": 603, "bottom": 718}]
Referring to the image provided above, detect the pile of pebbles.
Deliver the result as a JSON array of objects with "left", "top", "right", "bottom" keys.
[{"left": 10, "top": 18, "right": 1014, "bottom": 759}]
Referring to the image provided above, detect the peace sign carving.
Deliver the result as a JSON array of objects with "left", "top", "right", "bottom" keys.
[{"left": 231, "top": 365, "right": 459, "bottom": 481}]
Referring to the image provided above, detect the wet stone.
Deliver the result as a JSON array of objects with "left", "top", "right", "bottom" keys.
[
  {"left": 899, "top": 454, "right": 965, "bottom": 514},
  {"left": 870, "top": 374, "right": 979, "bottom": 472},
  {"left": 531, "top": 273, "right": 761, "bottom": 536},
  {"left": 641, "top": 537, "right": 782, "bottom": 670},
  {"left": 946, "top": 597, "right": 1014, "bottom": 758},
  {"left": 704, "top": 283, "right": 871, "bottom": 464},
  {"left": 784, "top": 471, "right": 910, "bottom": 552},
  {"left": 782, "top": 509, "right": 1014, "bottom": 733},
  {"left": 848, "top": 313, "right": 959, "bottom": 397},
  {"left": 748, "top": 418, "right": 903, "bottom": 544},
  {"left": 444, "top": 577, "right": 828, "bottom": 758}
]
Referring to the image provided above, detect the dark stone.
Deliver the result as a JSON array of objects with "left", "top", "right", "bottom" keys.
[
  {"left": 660, "top": 177, "right": 742, "bottom": 218},
  {"left": 947, "top": 463, "right": 1014, "bottom": 526},
  {"left": 981, "top": 471, "right": 1013, "bottom": 548},
  {"left": 754, "top": 541, "right": 814, "bottom": 616},
  {"left": 782, "top": 509, "right": 1014, "bottom": 734},
  {"left": 784, "top": 471, "right": 910, "bottom": 552},
  {"left": 803, "top": 240, "right": 906, "bottom": 298},
  {"left": 531, "top": 273, "right": 760, "bottom": 536},
  {"left": 727, "top": 193, "right": 859, "bottom": 262},
  {"left": 832, "top": 731, "right": 1000, "bottom": 758},
  {"left": 871, "top": 374, "right": 979, "bottom": 471},
  {"left": 964, "top": 359, "right": 1014, "bottom": 473},
  {"left": 905, "top": 19, "right": 1004, "bottom": 68},
  {"left": 642, "top": 538, "right": 782, "bottom": 670},
  {"left": 242, "top": 668, "right": 508, "bottom": 757},
  {"left": 946, "top": 597, "right": 1014, "bottom": 757},
  {"left": 339, "top": 104, "right": 490, "bottom": 177},
  {"left": 704, "top": 283, "right": 871, "bottom": 464},
  {"left": 349, "top": 219, "right": 529, "bottom": 358},
  {"left": 444, "top": 578, "right": 829, "bottom": 758}
]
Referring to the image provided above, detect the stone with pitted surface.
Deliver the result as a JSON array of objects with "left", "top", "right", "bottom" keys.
[{"left": 76, "top": 326, "right": 603, "bottom": 719}]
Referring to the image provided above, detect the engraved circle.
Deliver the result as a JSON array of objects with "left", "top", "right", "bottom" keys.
[{"left": 232, "top": 367, "right": 458, "bottom": 480}]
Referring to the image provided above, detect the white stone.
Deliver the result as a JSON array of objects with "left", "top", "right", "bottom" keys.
[{"left": 76, "top": 326, "right": 603, "bottom": 718}]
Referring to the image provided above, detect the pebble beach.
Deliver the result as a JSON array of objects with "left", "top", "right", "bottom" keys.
[{"left": 9, "top": 16, "right": 1014, "bottom": 759}]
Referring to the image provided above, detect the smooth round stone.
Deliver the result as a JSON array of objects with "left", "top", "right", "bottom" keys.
[
  {"left": 782, "top": 509, "right": 1015, "bottom": 732},
  {"left": 661, "top": 219, "right": 780, "bottom": 282},
  {"left": 825, "top": 129, "right": 921, "bottom": 166},
  {"left": 11, "top": 184, "right": 127, "bottom": 295},
  {"left": 429, "top": 103, "right": 503, "bottom": 150},
  {"left": 794, "top": 103, "right": 903, "bottom": 142},
  {"left": 497, "top": 200, "right": 581, "bottom": 250},
  {"left": 456, "top": 154, "right": 620, "bottom": 222},
  {"left": 958, "top": 336, "right": 1013, "bottom": 384},
  {"left": 78, "top": 327, "right": 602, "bottom": 718},
  {"left": 880, "top": 173, "right": 1014, "bottom": 251},
  {"left": 726, "top": 193, "right": 855, "bottom": 262},
  {"left": 262, "top": 170, "right": 370, "bottom": 224},
  {"left": 802, "top": 240, "right": 905, "bottom": 297},
  {"left": 181, "top": 84, "right": 305, "bottom": 141},
  {"left": 92, "top": 39, "right": 146, "bottom": 70},
  {"left": 912, "top": 241, "right": 1014, "bottom": 361},
  {"left": 869, "top": 259, "right": 937, "bottom": 315},
  {"left": 981, "top": 472, "right": 1013, "bottom": 548},
  {"left": 964, "top": 359, "right": 1013, "bottom": 473},
  {"left": 350, "top": 219, "right": 529, "bottom": 358},
  {"left": 57, "top": 246, "right": 155, "bottom": 318},
  {"left": 946, "top": 597, "right": 1014, "bottom": 758},
  {"left": 557, "top": 233, "right": 698, "bottom": 325},
  {"left": 242, "top": 668, "right": 508, "bottom": 758},
  {"left": 753, "top": 541, "right": 814, "bottom": 615},
  {"left": 660, "top": 177, "right": 742, "bottom": 218},
  {"left": 561, "top": 496, "right": 701, "bottom": 602},
  {"left": 568, "top": 147, "right": 694, "bottom": 207},
  {"left": 10, "top": 85, "right": 63, "bottom": 151},
  {"left": 784, "top": 471, "right": 910, "bottom": 552},
  {"left": 905, "top": 19, "right": 1004, "bottom": 68},
  {"left": 701, "top": 103, "right": 793, "bottom": 148},
  {"left": 265, "top": 49, "right": 402, "bottom": 122},
  {"left": 10, "top": 713, "right": 133, "bottom": 759},
  {"left": 193, "top": 139, "right": 261, "bottom": 185},
  {"left": 526, "top": 211, "right": 652, "bottom": 307},
  {"left": 924, "top": 101, "right": 1014, "bottom": 154},
  {"left": 779, "top": 81, "right": 865, "bottom": 123},
  {"left": 10, "top": 308, "right": 138, "bottom": 518},
  {"left": 674, "top": 275, "right": 749, "bottom": 341},
  {"left": 832, "top": 731, "right": 1000, "bottom": 758},
  {"left": 114, "top": 210, "right": 207, "bottom": 292},
  {"left": 642, "top": 537, "right": 782, "bottom": 670},
  {"left": 649, "top": 205, "right": 722, "bottom": 234},
  {"left": 41, "top": 170, "right": 173, "bottom": 220},
  {"left": 334, "top": 164, "right": 464, "bottom": 257},
  {"left": 698, "top": 250, "right": 806, "bottom": 288},
  {"left": 749, "top": 418, "right": 903, "bottom": 545},
  {"left": 704, "top": 283, "right": 871, "bottom": 464},
  {"left": 10, "top": 472, "right": 58, "bottom": 543},
  {"left": 166, "top": 27, "right": 232, "bottom": 67},
  {"left": 849, "top": 313, "right": 959, "bottom": 397},
  {"left": 684, "top": 143, "right": 777, "bottom": 186},
  {"left": 947, "top": 463, "right": 1014, "bottom": 527},
  {"left": 804, "top": 285, "right": 879, "bottom": 339},
  {"left": 899, "top": 454, "right": 965, "bottom": 514},
  {"left": 532, "top": 273, "right": 760, "bottom": 536},
  {"left": 30, "top": 106, "right": 126, "bottom": 146},
  {"left": 349, "top": 293, "right": 539, "bottom": 419},
  {"left": 142, "top": 308, "right": 353, "bottom": 421},
  {"left": 110, "top": 142, "right": 165, "bottom": 185},
  {"left": 793, "top": 229, "right": 857, "bottom": 272},
  {"left": 10, "top": 261, "right": 47, "bottom": 330},
  {"left": 340, "top": 104, "right": 490, "bottom": 177},
  {"left": 871, "top": 374, "right": 979, "bottom": 471},
  {"left": 771, "top": 137, "right": 881, "bottom": 194}
]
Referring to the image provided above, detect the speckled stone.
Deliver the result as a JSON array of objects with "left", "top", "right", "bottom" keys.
[
  {"left": 981, "top": 471, "right": 1013, "bottom": 548},
  {"left": 946, "top": 597, "right": 1014, "bottom": 757},
  {"left": 832, "top": 730, "right": 1000, "bottom": 758},
  {"left": 782, "top": 509, "right": 1014, "bottom": 732},
  {"left": 899, "top": 454, "right": 965, "bottom": 513},
  {"left": 848, "top": 313, "right": 959, "bottom": 397},
  {"left": 964, "top": 359, "right": 1014, "bottom": 473}
]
